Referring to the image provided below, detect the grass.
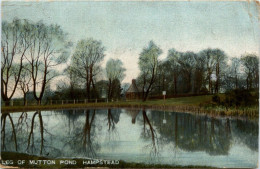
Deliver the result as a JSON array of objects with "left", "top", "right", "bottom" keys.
[
  {"left": 1, "top": 95, "right": 258, "bottom": 118},
  {"left": 1, "top": 152, "right": 212, "bottom": 168}
]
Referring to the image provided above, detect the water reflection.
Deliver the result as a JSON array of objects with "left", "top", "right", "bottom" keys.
[
  {"left": 140, "top": 109, "right": 159, "bottom": 158},
  {"left": 1, "top": 109, "right": 258, "bottom": 167},
  {"left": 1, "top": 113, "right": 17, "bottom": 151},
  {"left": 153, "top": 113, "right": 234, "bottom": 155},
  {"left": 63, "top": 109, "right": 99, "bottom": 157},
  {"left": 27, "top": 111, "right": 44, "bottom": 155}
]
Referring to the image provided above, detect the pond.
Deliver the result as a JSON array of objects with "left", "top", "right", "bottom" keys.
[{"left": 1, "top": 109, "right": 258, "bottom": 168}]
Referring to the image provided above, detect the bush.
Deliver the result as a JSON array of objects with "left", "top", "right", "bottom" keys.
[
  {"left": 223, "top": 89, "right": 258, "bottom": 107},
  {"left": 200, "top": 87, "right": 209, "bottom": 94},
  {"left": 212, "top": 94, "right": 220, "bottom": 104}
]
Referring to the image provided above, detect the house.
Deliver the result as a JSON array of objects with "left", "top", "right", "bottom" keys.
[{"left": 125, "top": 79, "right": 142, "bottom": 100}]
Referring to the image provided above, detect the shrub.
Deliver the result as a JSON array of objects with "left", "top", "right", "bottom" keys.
[
  {"left": 212, "top": 94, "right": 220, "bottom": 104},
  {"left": 224, "top": 89, "right": 258, "bottom": 107}
]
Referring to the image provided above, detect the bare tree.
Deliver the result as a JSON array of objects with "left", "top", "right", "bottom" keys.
[
  {"left": 19, "top": 64, "right": 31, "bottom": 105},
  {"left": 106, "top": 58, "right": 126, "bottom": 100},
  {"left": 178, "top": 52, "right": 196, "bottom": 93},
  {"left": 199, "top": 49, "right": 217, "bottom": 94},
  {"left": 230, "top": 57, "right": 241, "bottom": 89},
  {"left": 25, "top": 21, "right": 70, "bottom": 104},
  {"left": 1, "top": 19, "right": 30, "bottom": 106},
  {"left": 138, "top": 41, "right": 162, "bottom": 101},
  {"left": 213, "top": 49, "right": 227, "bottom": 93},
  {"left": 167, "top": 49, "right": 181, "bottom": 95},
  {"left": 193, "top": 54, "right": 206, "bottom": 94},
  {"left": 241, "top": 54, "right": 259, "bottom": 90},
  {"left": 62, "top": 66, "right": 85, "bottom": 99},
  {"left": 70, "top": 38, "right": 105, "bottom": 100},
  {"left": 224, "top": 57, "right": 242, "bottom": 90}
]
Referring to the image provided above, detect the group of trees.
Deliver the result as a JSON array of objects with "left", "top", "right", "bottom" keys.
[
  {"left": 2, "top": 19, "right": 259, "bottom": 105},
  {"left": 56, "top": 39, "right": 126, "bottom": 101},
  {"left": 1, "top": 19, "right": 70, "bottom": 105},
  {"left": 1, "top": 19, "right": 127, "bottom": 105},
  {"left": 137, "top": 41, "right": 259, "bottom": 101}
]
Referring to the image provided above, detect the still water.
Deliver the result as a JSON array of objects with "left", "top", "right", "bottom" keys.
[{"left": 1, "top": 109, "right": 258, "bottom": 168}]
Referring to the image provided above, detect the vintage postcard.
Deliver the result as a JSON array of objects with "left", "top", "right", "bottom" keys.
[{"left": 1, "top": 0, "right": 259, "bottom": 168}]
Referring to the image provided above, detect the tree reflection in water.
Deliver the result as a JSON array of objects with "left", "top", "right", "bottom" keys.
[
  {"left": 1, "top": 113, "right": 17, "bottom": 151},
  {"left": 26, "top": 111, "right": 45, "bottom": 155},
  {"left": 1, "top": 109, "right": 258, "bottom": 166},
  {"left": 232, "top": 118, "right": 258, "bottom": 151},
  {"left": 63, "top": 109, "right": 99, "bottom": 158},
  {"left": 155, "top": 112, "right": 234, "bottom": 156},
  {"left": 141, "top": 109, "right": 160, "bottom": 158},
  {"left": 107, "top": 109, "right": 115, "bottom": 131},
  {"left": 17, "top": 112, "right": 29, "bottom": 132},
  {"left": 82, "top": 109, "right": 96, "bottom": 156},
  {"left": 106, "top": 109, "right": 120, "bottom": 142}
]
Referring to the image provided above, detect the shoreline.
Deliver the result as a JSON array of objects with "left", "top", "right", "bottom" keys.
[{"left": 1, "top": 102, "right": 258, "bottom": 118}]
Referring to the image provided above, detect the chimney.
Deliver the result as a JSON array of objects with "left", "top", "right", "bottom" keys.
[{"left": 132, "top": 79, "right": 136, "bottom": 84}]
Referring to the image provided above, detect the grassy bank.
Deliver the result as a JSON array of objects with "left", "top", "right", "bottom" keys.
[
  {"left": 1, "top": 95, "right": 258, "bottom": 118},
  {"left": 1, "top": 152, "right": 211, "bottom": 168}
]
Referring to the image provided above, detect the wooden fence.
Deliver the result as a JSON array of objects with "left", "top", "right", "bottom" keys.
[{"left": 1, "top": 98, "right": 126, "bottom": 107}]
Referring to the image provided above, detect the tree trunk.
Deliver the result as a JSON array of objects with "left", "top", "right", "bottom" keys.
[
  {"left": 215, "top": 63, "right": 220, "bottom": 93},
  {"left": 235, "top": 75, "right": 238, "bottom": 89},
  {"left": 246, "top": 76, "right": 249, "bottom": 90},
  {"left": 23, "top": 93, "right": 26, "bottom": 106},
  {"left": 86, "top": 81, "right": 91, "bottom": 100},
  {"left": 4, "top": 99, "right": 10, "bottom": 106},
  {"left": 38, "top": 112, "right": 44, "bottom": 155},
  {"left": 187, "top": 73, "right": 192, "bottom": 93},
  {"left": 108, "top": 79, "right": 112, "bottom": 100},
  {"left": 91, "top": 78, "right": 97, "bottom": 98},
  {"left": 208, "top": 75, "right": 211, "bottom": 94},
  {"left": 174, "top": 75, "right": 177, "bottom": 95}
]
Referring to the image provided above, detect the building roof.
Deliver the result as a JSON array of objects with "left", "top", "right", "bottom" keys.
[{"left": 126, "top": 79, "right": 142, "bottom": 93}]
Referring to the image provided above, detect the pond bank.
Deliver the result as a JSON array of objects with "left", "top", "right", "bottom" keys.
[{"left": 1, "top": 101, "right": 258, "bottom": 118}]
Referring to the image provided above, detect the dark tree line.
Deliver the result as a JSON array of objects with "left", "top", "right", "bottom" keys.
[{"left": 138, "top": 42, "right": 259, "bottom": 99}]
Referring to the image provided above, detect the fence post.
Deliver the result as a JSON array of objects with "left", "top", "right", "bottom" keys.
[
  {"left": 84, "top": 99, "right": 86, "bottom": 104},
  {"left": 95, "top": 99, "right": 97, "bottom": 103}
]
